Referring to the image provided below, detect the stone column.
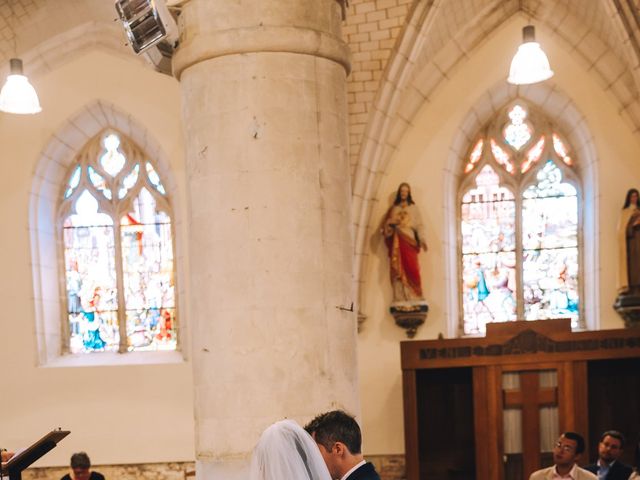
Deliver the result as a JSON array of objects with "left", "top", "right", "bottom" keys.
[{"left": 172, "top": 1, "right": 358, "bottom": 478}]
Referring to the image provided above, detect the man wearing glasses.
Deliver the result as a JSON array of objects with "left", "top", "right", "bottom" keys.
[
  {"left": 584, "top": 431, "right": 633, "bottom": 480},
  {"left": 529, "top": 432, "right": 597, "bottom": 480}
]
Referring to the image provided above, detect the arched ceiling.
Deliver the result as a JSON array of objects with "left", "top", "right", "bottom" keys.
[
  {"left": 350, "top": 0, "right": 640, "bottom": 308},
  {"left": 0, "top": 0, "right": 140, "bottom": 76}
]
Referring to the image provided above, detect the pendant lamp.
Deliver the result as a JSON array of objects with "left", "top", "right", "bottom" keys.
[
  {"left": 508, "top": 25, "right": 554, "bottom": 85},
  {"left": 0, "top": 58, "right": 42, "bottom": 114}
]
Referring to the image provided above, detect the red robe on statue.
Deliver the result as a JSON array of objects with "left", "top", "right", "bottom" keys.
[{"left": 386, "top": 227, "right": 423, "bottom": 298}]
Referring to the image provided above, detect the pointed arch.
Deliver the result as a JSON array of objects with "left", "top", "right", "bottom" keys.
[
  {"left": 444, "top": 83, "right": 598, "bottom": 336},
  {"left": 351, "top": 2, "right": 626, "bottom": 328},
  {"left": 29, "top": 101, "right": 184, "bottom": 365}
]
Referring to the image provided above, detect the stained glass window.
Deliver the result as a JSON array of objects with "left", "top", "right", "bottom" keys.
[
  {"left": 521, "top": 137, "right": 545, "bottom": 173},
  {"left": 60, "top": 131, "right": 177, "bottom": 353},
  {"left": 522, "top": 162, "right": 578, "bottom": 322},
  {"left": 464, "top": 139, "right": 483, "bottom": 173},
  {"left": 461, "top": 166, "right": 517, "bottom": 334},
  {"left": 460, "top": 102, "right": 581, "bottom": 335},
  {"left": 491, "top": 139, "right": 515, "bottom": 174},
  {"left": 503, "top": 104, "right": 532, "bottom": 150}
]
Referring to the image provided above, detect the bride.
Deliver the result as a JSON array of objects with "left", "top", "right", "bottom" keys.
[{"left": 250, "top": 419, "right": 331, "bottom": 480}]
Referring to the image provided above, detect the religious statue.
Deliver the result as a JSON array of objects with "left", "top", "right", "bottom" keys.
[
  {"left": 617, "top": 188, "right": 640, "bottom": 293},
  {"left": 614, "top": 188, "right": 640, "bottom": 327},
  {"left": 381, "top": 182, "right": 429, "bottom": 337}
]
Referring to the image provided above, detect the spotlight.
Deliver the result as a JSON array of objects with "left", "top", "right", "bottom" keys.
[{"left": 115, "top": 0, "right": 177, "bottom": 54}]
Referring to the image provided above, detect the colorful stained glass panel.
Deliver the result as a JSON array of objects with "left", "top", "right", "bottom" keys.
[
  {"left": 119, "top": 163, "right": 140, "bottom": 199},
  {"left": 461, "top": 166, "right": 515, "bottom": 254},
  {"left": 523, "top": 247, "right": 579, "bottom": 325},
  {"left": 465, "top": 139, "right": 484, "bottom": 173},
  {"left": 491, "top": 139, "right": 515, "bottom": 174},
  {"left": 100, "top": 133, "right": 126, "bottom": 176},
  {"left": 461, "top": 165, "right": 517, "bottom": 335},
  {"left": 522, "top": 195, "right": 578, "bottom": 250},
  {"left": 521, "top": 137, "right": 545, "bottom": 173},
  {"left": 63, "top": 190, "right": 119, "bottom": 353},
  {"left": 462, "top": 252, "right": 517, "bottom": 335},
  {"left": 503, "top": 105, "right": 532, "bottom": 151},
  {"left": 65, "top": 165, "right": 82, "bottom": 198},
  {"left": 522, "top": 161, "right": 579, "bottom": 325},
  {"left": 120, "top": 188, "right": 176, "bottom": 351},
  {"left": 146, "top": 162, "right": 166, "bottom": 195},
  {"left": 88, "top": 166, "right": 112, "bottom": 200},
  {"left": 553, "top": 133, "right": 572, "bottom": 166}
]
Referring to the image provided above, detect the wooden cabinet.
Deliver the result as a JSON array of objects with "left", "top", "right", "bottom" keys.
[{"left": 401, "top": 320, "right": 640, "bottom": 480}]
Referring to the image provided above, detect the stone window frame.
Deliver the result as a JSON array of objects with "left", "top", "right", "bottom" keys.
[
  {"left": 443, "top": 89, "right": 599, "bottom": 338},
  {"left": 456, "top": 100, "right": 585, "bottom": 336},
  {"left": 30, "top": 101, "right": 186, "bottom": 366}
]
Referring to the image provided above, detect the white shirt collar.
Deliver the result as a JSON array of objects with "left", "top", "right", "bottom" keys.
[
  {"left": 340, "top": 460, "right": 366, "bottom": 480},
  {"left": 552, "top": 463, "right": 579, "bottom": 479}
]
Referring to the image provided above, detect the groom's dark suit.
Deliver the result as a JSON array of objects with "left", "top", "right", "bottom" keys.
[
  {"left": 345, "top": 462, "right": 381, "bottom": 480},
  {"left": 583, "top": 461, "right": 633, "bottom": 480}
]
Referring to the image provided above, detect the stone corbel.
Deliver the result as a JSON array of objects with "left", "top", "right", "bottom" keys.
[{"left": 390, "top": 302, "right": 429, "bottom": 338}]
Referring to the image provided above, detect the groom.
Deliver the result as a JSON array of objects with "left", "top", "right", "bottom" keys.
[{"left": 305, "top": 410, "right": 381, "bottom": 480}]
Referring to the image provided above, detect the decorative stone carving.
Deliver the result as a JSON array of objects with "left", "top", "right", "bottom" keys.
[
  {"left": 418, "top": 328, "right": 640, "bottom": 360},
  {"left": 390, "top": 301, "right": 428, "bottom": 338},
  {"left": 614, "top": 292, "right": 640, "bottom": 328}
]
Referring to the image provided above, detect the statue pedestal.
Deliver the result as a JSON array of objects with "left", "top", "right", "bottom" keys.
[
  {"left": 614, "top": 291, "right": 640, "bottom": 327},
  {"left": 390, "top": 301, "right": 428, "bottom": 338}
]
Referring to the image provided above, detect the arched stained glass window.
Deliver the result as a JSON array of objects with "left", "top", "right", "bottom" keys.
[
  {"left": 459, "top": 102, "right": 581, "bottom": 336},
  {"left": 60, "top": 131, "right": 177, "bottom": 353}
]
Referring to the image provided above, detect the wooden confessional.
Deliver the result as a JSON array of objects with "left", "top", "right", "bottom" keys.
[{"left": 401, "top": 319, "right": 640, "bottom": 480}]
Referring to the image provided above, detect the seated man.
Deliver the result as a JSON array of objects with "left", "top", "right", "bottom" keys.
[
  {"left": 584, "top": 430, "right": 632, "bottom": 480},
  {"left": 529, "top": 432, "right": 597, "bottom": 480},
  {"left": 60, "top": 452, "right": 105, "bottom": 480}
]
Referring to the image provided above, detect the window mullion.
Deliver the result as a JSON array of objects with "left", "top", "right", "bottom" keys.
[
  {"left": 515, "top": 189, "right": 525, "bottom": 320},
  {"left": 114, "top": 219, "right": 128, "bottom": 353},
  {"left": 59, "top": 219, "right": 72, "bottom": 355}
]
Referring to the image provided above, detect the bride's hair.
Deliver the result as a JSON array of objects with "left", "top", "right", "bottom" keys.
[{"left": 250, "top": 419, "right": 331, "bottom": 480}]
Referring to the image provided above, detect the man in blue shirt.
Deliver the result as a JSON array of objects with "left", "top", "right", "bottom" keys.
[{"left": 584, "top": 431, "right": 632, "bottom": 480}]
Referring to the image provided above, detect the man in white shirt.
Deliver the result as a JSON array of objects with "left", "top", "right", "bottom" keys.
[{"left": 529, "top": 432, "right": 597, "bottom": 480}]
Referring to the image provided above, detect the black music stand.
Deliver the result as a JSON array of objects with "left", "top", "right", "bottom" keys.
[{"left": 1, "top": 430, "right": 70, "bottom": 480}]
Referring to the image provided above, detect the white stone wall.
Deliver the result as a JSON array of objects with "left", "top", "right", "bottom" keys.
[
  {"left": 2, "top": 0, "right": 640, "bottom": 466},
  {"left": 0, "top": 50, "right": 194, "bottom": 466}
]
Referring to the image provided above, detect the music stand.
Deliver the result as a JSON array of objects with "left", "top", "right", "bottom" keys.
[{"left": 1, "top": 430, "right": 70, "bottom": 480}]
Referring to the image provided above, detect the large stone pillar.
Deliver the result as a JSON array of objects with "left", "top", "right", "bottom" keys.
[{"left": 172, "top": 1, "right": 358, "bottom": 478}]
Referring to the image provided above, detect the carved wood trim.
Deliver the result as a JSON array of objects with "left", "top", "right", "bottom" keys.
[{"left": 402, "top": 327, "right": 640, "bottom": 369}]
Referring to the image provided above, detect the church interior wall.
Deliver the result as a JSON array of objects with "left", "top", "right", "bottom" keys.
[
  {"left": 2, "top": 1, "right": 640, "bottom": 477},
  {"left": 357, "top": 17, "right": 640, "bottom": 456},
  {"left": 0, "top": 49, "right": 194, "bottom": 466}
]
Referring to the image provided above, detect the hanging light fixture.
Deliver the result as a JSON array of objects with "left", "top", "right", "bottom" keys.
[
  {"left": 0, "top": 58, "right": 42, "bottom": 114},
  {"left": 507, "top": 25, "right": 554, "bottom": 85}
]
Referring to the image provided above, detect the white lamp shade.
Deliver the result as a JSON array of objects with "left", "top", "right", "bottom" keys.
[
  {"left": 0, "top": 59, "right": 42, "bottom": 114},
  {"left": 508, "top": 26, "right": 554, "bottom": 85}
]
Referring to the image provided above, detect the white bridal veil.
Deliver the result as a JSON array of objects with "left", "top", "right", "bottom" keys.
[{"left": 250, "top": 419, "right": 332, "bottom": 480}]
